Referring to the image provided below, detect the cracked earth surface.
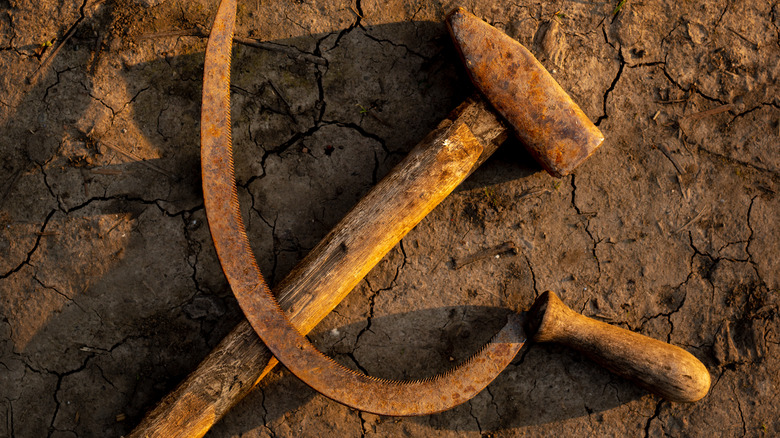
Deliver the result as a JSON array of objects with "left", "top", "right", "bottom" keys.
[{"left": 0, "top": 0, "right": 778, "bottom": 436}]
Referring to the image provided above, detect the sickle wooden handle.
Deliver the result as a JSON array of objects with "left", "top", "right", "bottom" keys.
[{"left": 527, "top": 291, "right": 711, "bottom": 402}]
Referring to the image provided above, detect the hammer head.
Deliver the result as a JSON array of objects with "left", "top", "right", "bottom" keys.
[{"left": 447, "top": 8, "right": 604, "bottom": 177}]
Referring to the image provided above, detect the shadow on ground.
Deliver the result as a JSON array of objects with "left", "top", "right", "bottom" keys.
[
  {"left": 225, "top": 305, "right": 644, "bottom": 434},
  {"left": 0, "top": 16, "right": 569, "bottom": 436}
]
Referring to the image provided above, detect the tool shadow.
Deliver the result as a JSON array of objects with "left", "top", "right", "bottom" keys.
[
  {"left": 217, "top": 305, "right": 645, "bottom": 434},
  {"left": 0, "top": 9, "right": 606, "bottom": 435}
]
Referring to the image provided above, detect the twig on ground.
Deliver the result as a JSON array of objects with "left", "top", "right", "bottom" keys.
[
  {"left": 452, "top": 241, "right": 518, "bottom": 270},
  {"left": 101, "top": 216, "right": 126, "bottom": 238},
  {"left": 139, "top": 28, "right": 327, "bottom": 65},
  {"left": 27, "top": 0, "right": 108, "bottom": 85},
  {"left": 680, "top": 136, "right": 694, "bottom": 155},
  {"left": 27, "top": 22, "right": 80, "bottom": 85},
  {"left": 683, "top": 103, "right": 735, "bottom": 122},
  {"left": 677, "top": 206, "right": 709, "bottom": 233},
  {"left": 98, "top": 141, "right": 176, "bottom": 180},
  {"left": 725, "top": 27, "right": 758, "bottom": 48},
  {"left": 676, "top": 174, "right": 688, "bottom": 200},
  {"left": 656, "top": 143, "right": 684, "bottom": 175},
  {"left": 0, "top": 169, "right": 22, "bottom": 209}
]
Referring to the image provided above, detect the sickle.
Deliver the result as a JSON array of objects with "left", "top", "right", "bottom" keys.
[{"left": 200, "top": 0, "right": 525, "bottom": 416}]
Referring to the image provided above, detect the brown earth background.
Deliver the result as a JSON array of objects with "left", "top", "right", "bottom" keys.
[{"left": 0, "top": 0, "right": 778, "bottom": 436}]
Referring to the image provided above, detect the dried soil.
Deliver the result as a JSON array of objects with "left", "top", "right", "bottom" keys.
[{"left": 0, "top": 0, "right": 778, "bottom": 437}]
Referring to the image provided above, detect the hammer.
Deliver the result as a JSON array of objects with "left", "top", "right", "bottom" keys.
[{"left": 132, "top": 7, "right": 607, "bottom": 436}]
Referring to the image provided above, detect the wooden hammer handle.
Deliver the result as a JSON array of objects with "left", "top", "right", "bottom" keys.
[
  {"left": 527, "top": 291, "right": 711, "bottom": 402},
  {"left": 129, "top": 98, "right": 506, "bottom": 437}
]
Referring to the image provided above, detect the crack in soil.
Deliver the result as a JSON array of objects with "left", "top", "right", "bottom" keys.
[
  {"left": 521, "top": 253, "right": 539, "bottom": 298},
  {"left": 467, "top": 398, "right": 483, "bottom": 433},
  {"left": 361, "top": 32, "right": 429, "bottom": 61},
  {"left": 259, "top": 387, "right": 277, "bottom": 438},
  {"left": 242, "top": 186, "right": 284, "bottom": 283},
  {"left": 485, "top": 385, "right": 500, "bottom": 422},
  {"left": 726, "top": 102, "right": 767, "bottom": 124},
  {"left": 687, "top": 230, "right": 719, "bottom": 296},
  {"left": 595, "top": 26, "right": 624, "bottom": 127},
  {"left": 2, "top": 2, "right": 777, "bottom": 435},
  {"left": 324, "top": 120, "right": 389, "bottom": 155},
  {"left": 62, "top": 193, "right": 190, "bottom": 218},
  {"left": 357, "top": 411, "right": 368, "bottom": 438},
  {"left": 0, "top": 209, "right": 57, "bottom": 280},
  {"left": 772, "top": 3, "right": 780, "bottom": 51},
  {"left": 41, "top": 66, "right": 75, "bottom": 102},
  {"left": 732, "top": 216, "right": 775, "bottom": 322},
  {"left": 32, "top": 274, "right": 89, "bottom": 316},
  {"left": 642, "top": 400, "right": 664, "bottom": 438},
  {"left": 645, "top": 286, "right": 688, "bottom": 343},
  {"left": 36, "top": 351, "right": 94, "bottom": 438},
  {"left": 744, "top": 196, "right": 761, "bottom": 281},
  {"left": 2, "top": 191, "right": 198, "bottom": 279},
  {"left": 734, "top": 385, "right": 747, "bottom": 437},
  {"left": 244, "top": 124, "right": 323, "bottom": 188},
  {"left": 319, "top": 0, "right": 363, "bottom": 52},
  {"left": 347, "top": 241, "right": 408, "bottom": 378},
  {"left": 570, "top": 174, "right": 602, "bottom": 283},
  {"left": 181, "top": 218, "right": 204, "bottom": 297},
  {"left": 94, "top": 362, "right": 122, "bottom": 394},
  {"left": 178, "top": 209, "right": 222, "bottom": 339},
  {"left": 659, "top": 62, "right": 729, "bottom": 106},
  {"left": 713, "top": 1, "right": 730, "bottom": 29},
  {"left": 37, "top": 161, "right": 69, "bottom": 212},
  {"left": 311, "top": 33, "right": 329, "bottom": 122},
  {"left": 343, "top": 351, "right": 369, "bottom": 375},
  {"left": 91, "top": 85, "right": 151, "bottom": 120},
  {"left": 154, "top": 102, "right": 173, "bottom": 142}
]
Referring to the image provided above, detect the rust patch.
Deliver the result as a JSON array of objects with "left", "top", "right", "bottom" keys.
[
  {"left": 447, "top": 8, "right": 605, "bottom": 177},
  {"left": 201, "top": 0, "right": 526, "bottom": 416}
]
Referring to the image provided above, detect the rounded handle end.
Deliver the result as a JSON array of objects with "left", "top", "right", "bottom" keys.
[{"left": 528, "top": 291, "right": 711, "bottom": 403}]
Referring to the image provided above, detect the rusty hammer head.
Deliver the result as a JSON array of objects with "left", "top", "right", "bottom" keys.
[{"left": 447, "top": 8, "right": 604, "bottom": 177}]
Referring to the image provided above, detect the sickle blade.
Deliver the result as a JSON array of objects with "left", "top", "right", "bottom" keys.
[{"left": 201, "top": 0, "right": 525, "bottom": 416}]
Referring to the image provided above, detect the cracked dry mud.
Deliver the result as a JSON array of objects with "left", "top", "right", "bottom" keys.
[{"left": 0, "top": 0, "right": 778, "bottom": 436}]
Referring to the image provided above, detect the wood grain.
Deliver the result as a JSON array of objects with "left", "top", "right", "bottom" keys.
[
  {"left": 129, "top": 98, "right": 507, "bottom": 437},
  {"left": 528, "top": 291, "right": 711, "bottom": 402}
]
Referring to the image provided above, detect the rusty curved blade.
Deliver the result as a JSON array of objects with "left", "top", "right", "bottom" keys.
[
  {"left": 201, "top": 0, "right": 525, "bottom": 416},
  {"left": 447, "top": 8, "right": 604, "bottom": 177}
]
